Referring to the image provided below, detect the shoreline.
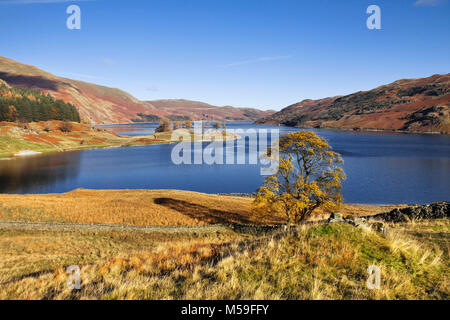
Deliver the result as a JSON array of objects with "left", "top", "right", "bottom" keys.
[
  {"left": 314, "top": 126, "right": 448, "bottom": 135},
  {"left": 0, "top": 186, "right": 430, "bottom": 207},
  {"left": 0, "top": 121, "right": 239, "bottom": 160},
  {"left": 99, "top": 121, "right": 449, "bottom": 136},
  {"left": 256, "top": 121, "right": 449, "bottom": 135},
  {"left": 0, "top": 187, "right": 414, "bottom": 206}
]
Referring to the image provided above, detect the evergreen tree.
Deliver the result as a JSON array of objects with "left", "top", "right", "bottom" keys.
[{"left": 0, "top": 85, "right": 81, "bottom": 122}]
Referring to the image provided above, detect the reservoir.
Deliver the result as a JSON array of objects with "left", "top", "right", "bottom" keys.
[{"left": 0, "top": 122, "right": 449, "bottom": 204}]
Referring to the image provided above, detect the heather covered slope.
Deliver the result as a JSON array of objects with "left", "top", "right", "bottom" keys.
[
  {"left": 0, "top": 57, "right": 272, "bottom": 124},
  {"left": 0, "top": 121, "right": 171, "bottom": 159},
  {"left": 0, "top": 57, "right": 152, "bottom": 124},
  {"left": 257, "top": 74, "right": 450, "bottom": 134}
]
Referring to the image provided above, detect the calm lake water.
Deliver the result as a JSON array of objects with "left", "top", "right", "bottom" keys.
[{"left": 0, "top": 122, "right": 449, "bottom": 204}]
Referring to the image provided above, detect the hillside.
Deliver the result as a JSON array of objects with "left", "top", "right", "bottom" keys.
[
  {"left": 257, "top": 74, "right": 450, "bottom": 134},
  {"left": 143, "top": 99, "right": 274, "bottom": 122},
  {"left": 0, "top": 57, "right": 272, "bottom": 124},
  {"left": 0, "top": 120, "right": 168, "bottom": 159}
]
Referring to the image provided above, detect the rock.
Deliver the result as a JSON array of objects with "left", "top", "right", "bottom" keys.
[
  {"left": 353, "top": 217, "right": 367, "bottom": 227},
  {"left": 14, "top": 150, "right": 42, "bottom": 157},
  {"left": 369, "top": 222, "right": 388, "bottom": 237},
  {"left": 229, "top": 223, "right": 282, "bottom": 235},
  {"left": 330, "top": 212, "right": 343, "bottom": 219},
  {"left": 328, "top": 212, "right": 345, "bottom": 223},
  {"left": 327, "top": 212, "right": 371, "bottom": 230},
  {"left": 344, "top": 215, "right": 366, "bottom": 225}
]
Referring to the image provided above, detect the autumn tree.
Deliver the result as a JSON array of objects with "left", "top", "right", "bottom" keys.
[
  {"left": 185, "top": 120, "right": 192, "bottom": 129},
  {"left": 253, "top": 131, "right": 345, "bottom": 224},
  {"left": 213, "top": 121, "right": 222, "bottom": 129},
  {"left": 60, "top": 121, "right": 73, "bottom": 132},
  {"left": 7, "top": 105, "right": 18, "bottom": 122},
  {"left": 18, "top": 118, "right": 29, "bottom": 130},
  {"left": 155, "top": 120, "right": 171, "bottom": 133},
  {"left": 173, "top": 121, "right": 182, "bottom": 130}
]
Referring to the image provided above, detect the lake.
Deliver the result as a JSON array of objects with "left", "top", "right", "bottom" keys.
[{"left": 0, "top": 122, "right": 449, "bottom": 204}]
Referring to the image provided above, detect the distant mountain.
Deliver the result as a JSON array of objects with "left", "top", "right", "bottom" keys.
[
  {"left": 144, "top": 99, "right": 274, "bottom": 122},
  {"left": 257, "top": 74, "right": 450, "bottom": 134},
  {"left": 0, "top": 57, "right": 273, "bottom": 124}
]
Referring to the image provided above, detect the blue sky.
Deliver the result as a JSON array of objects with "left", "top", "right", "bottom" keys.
[{"left": 0, "top": 0, "right": 449, "bottom": 110}]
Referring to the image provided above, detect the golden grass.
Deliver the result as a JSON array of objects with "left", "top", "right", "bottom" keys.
[
  {"left": 0, "top": 189, "right": 272, "bottom": 226},
  {"left": 0, "top": 189, "right": 399, "bottom": 226},
  {"left": 0, "top": 219, "right": 447, "bottom": 300}
]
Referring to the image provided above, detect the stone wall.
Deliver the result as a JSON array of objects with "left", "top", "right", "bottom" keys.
[{"left": 372, "top": 201, "right": 449, "bottom": 223}]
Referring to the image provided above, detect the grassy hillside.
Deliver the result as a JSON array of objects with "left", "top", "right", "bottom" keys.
[
  {"left": 0, "top": 189, "right": 446, "bottom": 299},
  {"left": 0, "top": 219, "right": 447, "bottom": 299}
]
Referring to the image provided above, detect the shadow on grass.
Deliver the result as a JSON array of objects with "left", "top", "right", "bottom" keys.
[
  {"left": 0, "top": 72, "right": 68, "bottom": 91},
  {"left": 153, "top": 197, "right": 253, "bottom": 224}
]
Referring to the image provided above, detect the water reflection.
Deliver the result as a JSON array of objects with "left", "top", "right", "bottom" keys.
[{"left": 0, "top": 151, "right": 82, "bottom": 194}]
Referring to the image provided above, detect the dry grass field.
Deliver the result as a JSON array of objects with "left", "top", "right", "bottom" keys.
[
  {"left": 0, "top": 189, "right": 406, "bottom": 226},
  {"left": 0, "top": 189, "right": 445, "bottom": 300},
  {"left": 0, "top": 219, "right": 447, "bottom": 299}
]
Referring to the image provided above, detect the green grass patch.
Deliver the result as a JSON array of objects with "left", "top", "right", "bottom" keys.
[{"left": 0, "top": 135, "right": 56, "bottom": 157}]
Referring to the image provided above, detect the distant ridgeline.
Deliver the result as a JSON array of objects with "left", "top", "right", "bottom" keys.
[
  {"left": 0, "top": 84, "right": 80, "bottom": 122},
  {"left": 131, "top": 113, "right": 193, "bottom": 123},
  {"left": 131, "top": 113, "right": 162, "bottom": 123}
]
